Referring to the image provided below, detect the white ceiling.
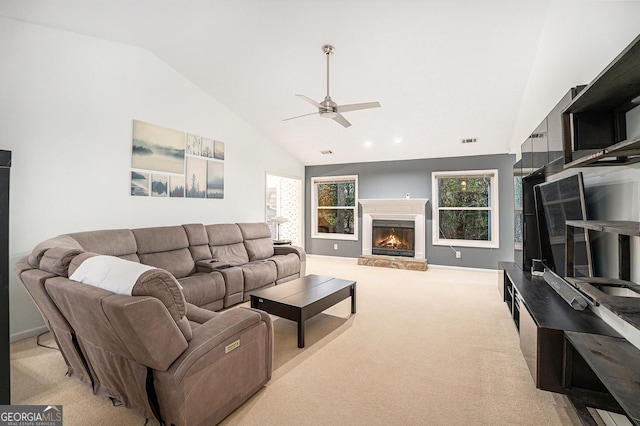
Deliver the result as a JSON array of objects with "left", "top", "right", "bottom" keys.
[{"left": 1, "top": 1, "right": 638, "bottom": 166}]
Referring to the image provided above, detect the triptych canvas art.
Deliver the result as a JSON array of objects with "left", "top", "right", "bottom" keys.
[{"left": 130, "top": 120, "right": 225, "bottom": 199}]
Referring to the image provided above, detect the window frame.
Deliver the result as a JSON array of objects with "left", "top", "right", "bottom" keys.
[
  {"left": 431, "top": 169, "right": 499, "bottom": 249},
  {"left": 311, "top": 175, "right": 358, "bottom": 241}
]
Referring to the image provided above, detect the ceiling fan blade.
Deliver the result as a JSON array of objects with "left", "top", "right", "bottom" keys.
[
  {"left": 296, "top": 94, "right": 323, "bottom": 109},
  {"left": 336, "top": 101, "right": 381, "bottom": 113},
  {"left": 332, "top": 113, "right": 352, "bottom": 128},
  {"left": 283, "top": 111, "right": 320, "bottom": 121}
]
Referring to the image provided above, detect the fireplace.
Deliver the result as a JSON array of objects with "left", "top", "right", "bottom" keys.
[
  {"left": 372, "top": 220, "right": 415, "bottom": 257},
  {"left": 359, "top": 198, "right": 428, "bottom": 260}
]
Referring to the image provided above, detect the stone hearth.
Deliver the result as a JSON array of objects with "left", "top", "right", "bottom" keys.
[{"left": 357, "top": 254, "right": 428, "bottom": 271}]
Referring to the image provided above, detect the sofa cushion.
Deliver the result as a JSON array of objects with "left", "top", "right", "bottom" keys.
[
  {"left": 237, "top": 223, "right": 274, "bottom": 261},
  {"left": 132, "top": 226, "right": 195, "bottom": 278},
  {"left": 205, "top": 224, "right": 249, "bottom": 265},
  {"left": 68, "top": 229, "right": 139, "bottom": 262},
  {"left": 28, "top": 235, "right": 84, "bottom": 268},
  {"left": 269, "top": 253, "right": 301, "bottom": 280},
  {"left": 69, "top": 254, "right": 192, "bottom": 340},
  {"left": 131, "top": 269, "right": 192, "bottom": 341},
  {"left": 133, "top": 225, "right": 190, "bottom": 253},
  {"left": 183, "top": 224, "right": 212, "bottom": 262},
  {"left": 178, "top": 273, "right": 225, "bottom": 309},
  {"left": 39, "top": 247, "right": 85, "bottom": 276},
  {"left": 137, "top": 249, "right": 196, "bottom": 279},
  {"left": 241, "top": 261, "right": 277, "bottom": 293}
]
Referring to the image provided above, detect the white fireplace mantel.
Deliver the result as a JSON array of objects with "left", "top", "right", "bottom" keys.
[{"left": 359, "top": 198, "right": 429, "bottom": 260}]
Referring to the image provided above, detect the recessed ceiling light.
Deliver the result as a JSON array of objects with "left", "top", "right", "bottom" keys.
[
  {"left": 364, "top": 141, "right": 373, "bottom": 148},
  {"left": 394, "top": 138, "right": 402, "bottom": 144}
]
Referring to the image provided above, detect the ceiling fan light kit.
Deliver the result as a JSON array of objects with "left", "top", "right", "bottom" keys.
[{"left": 284, "top": 44, "right": 381, "bottom": 128}]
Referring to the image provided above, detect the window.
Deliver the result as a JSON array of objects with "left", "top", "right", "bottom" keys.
[
  {"left": 311, "top": 175, "right": 358, "bottom": 240},
  {"left": 432, "top": 170, "right": 498, "bottom": 248}
]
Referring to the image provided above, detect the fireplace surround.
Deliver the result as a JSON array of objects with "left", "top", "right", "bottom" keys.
[{"left": 359, "top": 198, "right": 428, "bottom": 263}]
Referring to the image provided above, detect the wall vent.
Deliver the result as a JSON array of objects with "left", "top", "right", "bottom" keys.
[
  {"left": 460, "top": 138, "right": 477, "bottom": 144},
  {"left": 530, "top": 132, "right": 546, "bottom": 138},
  {"left": 320, "top": 150, "right": 333, "bottom": 155}
]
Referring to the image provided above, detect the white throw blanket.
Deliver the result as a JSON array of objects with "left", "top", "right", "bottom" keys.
[{"left": 69, "top": 255, "right": 155, "bottom": 295}]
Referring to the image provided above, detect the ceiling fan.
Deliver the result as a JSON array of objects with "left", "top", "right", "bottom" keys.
[{"left": 284, "top": 44, "right": 381, "bottom": 128}]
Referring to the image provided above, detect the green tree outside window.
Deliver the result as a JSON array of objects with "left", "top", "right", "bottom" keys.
[
  {"left": 315, "top": 179, "right": 356, "bottom": 236},
  {"left": 437, "top": 176, "right": 491, "bottom": 241}
]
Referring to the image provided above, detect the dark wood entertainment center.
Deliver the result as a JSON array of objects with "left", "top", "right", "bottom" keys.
[{"left": 502, "top": 34, "right": 640, "bottom": 425}]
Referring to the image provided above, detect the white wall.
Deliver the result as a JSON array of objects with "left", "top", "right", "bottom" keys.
[
  {"left": 0, "top": 18, "right": 304, "bottom": 340},
  {"left": 511, "top": 1, "right": 640, "bottom": 154}
]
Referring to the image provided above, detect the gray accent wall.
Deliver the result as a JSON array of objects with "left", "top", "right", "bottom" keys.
[{"left": 306, "top": 153, "right": 516, "bottom": 268}]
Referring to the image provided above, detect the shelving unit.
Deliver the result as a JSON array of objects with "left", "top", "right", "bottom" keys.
[
  {"left": 565, "top": 220, "right": 638, "bottom": 282},
  {"left": 499, "top": 262, "right": 619, "bottom": 394},
  {"left": 563, "top": 34, "right": 640, "bottom": 166},
  {"left": 503, "top": 33, "right": 640, "bottom": 425},
  {"left": 559, "top": 34, "right": 640, "bottom": 420},
  {"left": 565, "top": 332, "right": 640, "bottom": 426},
  {"left": 565, "top": 220, "right": 640, "bottom": 332},
  {"left": 564, "top": 135, "right": 640, "bottom": 168}
]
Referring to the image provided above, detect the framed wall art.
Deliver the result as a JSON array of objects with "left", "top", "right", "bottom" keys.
[{"left": 130, "top": 120, "right": 225, "bottom": 199}]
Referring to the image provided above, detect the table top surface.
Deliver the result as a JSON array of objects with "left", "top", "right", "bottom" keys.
[
  {"left": 250, "top": 274, "right": 356, "bottom": 308},
  {"left": 565, "top": 331, "right": 640, "bottom": 424},
  {"left": 499, "top": 262, "right": 619, "bottom": 336}
]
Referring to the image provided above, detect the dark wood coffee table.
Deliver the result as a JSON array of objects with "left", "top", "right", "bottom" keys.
[{"left": 250, "top": 274, "right": 356, "bottom": 348}]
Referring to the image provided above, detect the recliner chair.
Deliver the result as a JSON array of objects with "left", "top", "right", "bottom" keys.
[{"left": 17, "top": 248, "right": 273, "bottom": 425}]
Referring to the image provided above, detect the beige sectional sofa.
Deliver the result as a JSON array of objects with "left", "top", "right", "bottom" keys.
[
  {"left": 14, "top": 222, "right": 306, "bottom": 425},
  {"left": 24, "top": 222, "right": 305, "bottom": 309}
]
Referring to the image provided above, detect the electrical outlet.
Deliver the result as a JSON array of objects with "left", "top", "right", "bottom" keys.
[
  {"left": 334, "top": 244, "right": 338, "bottom": 250},
  {"left": 455, "top": 251, "right": 461, "bottom": 259}
]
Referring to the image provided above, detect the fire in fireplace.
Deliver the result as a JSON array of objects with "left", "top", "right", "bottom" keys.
[{"left": 372, "top": 220, "right": 415, "bottom": 257}]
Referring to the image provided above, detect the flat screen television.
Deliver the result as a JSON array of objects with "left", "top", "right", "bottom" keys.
[{"left": 534, "top": 172, "right": 592, "bottom": 278}]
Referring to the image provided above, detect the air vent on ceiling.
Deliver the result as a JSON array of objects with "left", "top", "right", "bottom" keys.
[
  {"left": 530, "top": 132, "right": 546, "bottom": 138},
  {"left": 460, "top": 138, "right": 477, "bottom": 144},
  {"left": 320, "top": 150, "right": 333, "bottom": 155}
]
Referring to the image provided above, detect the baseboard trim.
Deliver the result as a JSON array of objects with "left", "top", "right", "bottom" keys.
[
  {"left": 11, "top": 325, "right": 48, "bottom": 343},
  {"left": 306, "top": 254, "right": 498, "bottom": 273},
  {"left": 306, "top": 254, "right": 357, "bottom": 261},
  {"left": 426, "top": 264, "right": 499, "bottom": 273}
]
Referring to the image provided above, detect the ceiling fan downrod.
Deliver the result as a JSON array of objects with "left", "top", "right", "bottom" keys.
[{"left": 322, "top": 44, "right": 334, "bottom": 100}]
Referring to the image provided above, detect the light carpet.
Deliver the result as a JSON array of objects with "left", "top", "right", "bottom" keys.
[{"left": 10, "top": 256, "right": 580, "bottom": 425}]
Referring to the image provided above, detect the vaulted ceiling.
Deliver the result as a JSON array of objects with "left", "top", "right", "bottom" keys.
[{"left": 2, "top": 1, "right": 639, "bottom": 165}]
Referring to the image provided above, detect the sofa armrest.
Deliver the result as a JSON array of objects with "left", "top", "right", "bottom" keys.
[
  {"left": 161, "top": 307, "right": 272, "bottom": 384},
  {"left": 195, "top": 259, "right": 231, "bottom": 273},
  {"left": 273, "top": 245, "right": 306, "bottom": 276},
  {"left": 273, "top": 245, "right": 306, "bottom": 261},
  {"left": 185, "top": 303, "right": 219, "bottom": 324},
  {"left": 154, "top": 307, "right": 273, "bottom": 425}
]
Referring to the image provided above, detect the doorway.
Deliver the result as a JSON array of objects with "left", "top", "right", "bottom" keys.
[{"left": 266, "top": 173, "right": 303, "bottom": 246}]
